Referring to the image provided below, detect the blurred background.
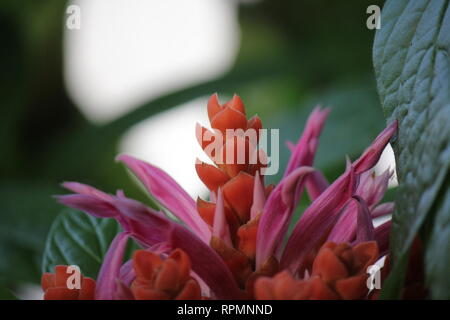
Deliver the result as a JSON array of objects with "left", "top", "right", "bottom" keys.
[{"left": 0, "top": 0, "right": 393, "bottom": 298}]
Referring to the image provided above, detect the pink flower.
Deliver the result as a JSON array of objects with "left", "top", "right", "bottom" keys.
[{"left": 52, "top": 94, "right": 397, "bottom": 300}]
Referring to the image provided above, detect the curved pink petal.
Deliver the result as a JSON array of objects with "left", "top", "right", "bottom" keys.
[
  {"left": 118, "top": 260, "right": 135, "bottom": 287},
  {"left": 62, "top": 182, "right": 113, "bottom": 201},
  {"left": 212, "top": 189, "right": 232, "bottom": 247},
  {"left": 95, "top": 232, "right": 129, "bottom": 300},
  {"left": 372, "top": 202, "right": 395, "bottom": 218},
  {"left": 353, "top": 121, "right": 397, "bottom": 174},
  {"left": 357, "top": 169, "right": 392, "bottom": 207},
  {"left": 353, "top": 196, "right": 375, "bottom": 243},
  {"left": 281, "top": 122, "right": 397, "bottom": 273},
  {"left": 256, "top": 166, "right": 314, "bottom": 269},
  {"left": 250, "top": 172, "right": 266, "bottom": 220},
  {"left": 280, "top": 167, "right": 356, "bottom": 273},
  {"left": 283, "top": 107, "right": 330, "bottom": 177},
  {"left": 117, "top": 154, "right": 211, "bottom": 243},
  {"left": 57, "top": 183, "right": 132, "bottom": 230},
  {"left": 305, "top": 170, "right": 329, "bottom": 201},
  {"left": 57, "top": 194, "right": 118, "bottom": 219},
  {"left": 327, "top": 170, "right": 393, "bottom": 243}
]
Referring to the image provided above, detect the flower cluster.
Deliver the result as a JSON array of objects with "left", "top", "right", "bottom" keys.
[{"left": 42, "top": 94, "right": 397, "bottom": 300}]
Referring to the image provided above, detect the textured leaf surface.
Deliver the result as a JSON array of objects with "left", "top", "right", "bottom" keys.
[
  {"left": 373, "top": 0, "right": 450, "bottom": 298},
  {"left": 42, "top": 210, "right": 121, "bottom": 279}
]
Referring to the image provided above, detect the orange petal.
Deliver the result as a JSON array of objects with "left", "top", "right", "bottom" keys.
[
  {"left": 211, "top": 107, "right": 248, "bottom": 134},
  {"left": 196, "top": 197, "right": 215, "bottom": 226},
  {"left": 195, "top": 162, "right": 230, "bottom": 192},
  {"left": 78, "top": 277, "right": 96, "bottom": 300},
  {"left": 352, "top": 241, "right": 379, "bottom": 273},
  {"left": 254, "top": 277, "right": 275, "bottom": 300},
  {"left": 195, "top": 124, "right": 219, "bottom": 156},
  {"left": 248, "top": 149, "right": 268, "bottom": 176},
  {"left": 41, "top": 273, "right": 55, "bottom": 291},
  {"left": 312, "top": 247, "right": 349, "bottom": 282},
  {"left": 132, "top": 286, "right": 170, "bottom": 300},
  {"left": 207, "top": 93, "right": 223, "bottom": 122},
  {"left": 169, "top": 249, "right": 192, "bottom": 285},
  {"left": 309, "top": 276, "right": 339, "bottom": 300},
  {"left": 292, "top": 281, "right": 313, "bottom": 300},
  {"left": 44, "top": 287, "right": 80, "bottom": 300},
  {"left": 247, "top": 115, "right": 262, "bottom": 133},
  {"left": 154, "top": 259, "right": 180, "bottom": 293},
  {"left": 54, "top": 265, "right": 70, "bottom": 287},
  {"left": 273, "top": 271, "right": 297, "bottom": 299},
  {"left": 237, "top": 217, "right": 259, "bottom": 260},
  {"left": 175, "top": 279, "right": 202, "bottom": 300},
  {"left": 216, "top": 135, "right": 250, "bottom": 177},
  {"left": 133, "top": 250, "right": 163, "bottom": 281},
  {"left": 197, "top": 197, "right": 239, "bottom": 239},
  {"left": 335, "top": 274, "right": 368, "bottom": 300},
  {"left": 222, "top": 172, "right": 254, "bottom": 223},
  {"left": 224, "top": 94, "right": 246, "bottom": 115},
  {"left": 246, "top": 256, "right": 279, "bottom": 297},
  {"left": 210, "top": 236, "right": 252, "bottom": 288}
]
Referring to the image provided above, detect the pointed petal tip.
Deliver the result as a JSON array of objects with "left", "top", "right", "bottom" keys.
[
  {"left": 250, "top": 171, "right": 266, "bottom": 219},
  {"left": 212, "top": 188, "right": 232, "bottom": 247},
  {"left": 116, "top": 153, "right": 133, "bottom": 164},
  {"left": 352, "top": 195, "right": 375, "bottom": 243}
]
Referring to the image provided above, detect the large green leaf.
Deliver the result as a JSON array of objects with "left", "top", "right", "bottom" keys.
[
  {"left": 42, "top": 209, "right": 122, "bottom": 279},
  {"left": 373, "top": 0, "right": 450, "bottom": 298}
]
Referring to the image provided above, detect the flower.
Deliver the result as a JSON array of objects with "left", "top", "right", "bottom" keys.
[
  {"left": 254, "top": 241, "right": 379, "bottom": 300},
  {"left": 49, "top": 94, "right": 397, "bottom": 300},
  {"left": 131, "top": 249, "right": 202, "bottom": 300},
  {"left": 41, "top": 265, "right": 95, "bottom": 300}
]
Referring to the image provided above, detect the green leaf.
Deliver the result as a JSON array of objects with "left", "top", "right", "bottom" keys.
[
  {"left": 42, "top": 209, "right": 122, "bottom": 279},
  {"left": 373, "top": 0, "right": 450, "bottom": 298}
]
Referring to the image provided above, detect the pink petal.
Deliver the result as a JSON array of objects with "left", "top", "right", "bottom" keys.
[
  {"left": 95, "top": 232, "right": 129, "bottom": 300},
  {"left": 250, "top": 172, "right": 266, "bottom": 219},
  {"left": 280, "top": 167, "right": 356, "bottom": 273},
  {"left": 256, "top": 166, "right": 314, "bottom": 269},
  {"left": 57, "top": 194, "right": 118, "bottom": 219},
  {"left": 357, "top": 170, "right": 392, "bottom": 207},
  {"left": 353, "top": 196, "right": 375, "bottom": 243},
  {"left": 119, "top": 260, "right": 135, "bottom": 287},
  {"left": 305, "top": 170, "right": 329, "bottom": 201},
  {"left": 212, "top": 189, "right": 232, "bottom": 247},
  {"left": 371, "top": 202, "right": 395, "bottom": 218},
  {"left": 286, "top": 141, "right": 295, "bottom": 152},
  {"left": 113, "top": 197, "right": 173, "bottom": 247},
  {"left": 327, "top": 202, "right": 357, "bottom": 243},
  {"left": 283, "top": 107, "right": 330, "bottom": 177},
  {"left": 327, "top": 170, "right": 392, "bottom": 243},
  {"left": 353, "top": 121, "right": 397, "bottom": 174},
  {"left": 62, "top": 182, "right": 113, "bottom": 201},
  {"left": 117, "top": 154, "right": 211, "bottom": 243},
  {"left": 281, "top": 166, "right": 315, "bottom": 206}
]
